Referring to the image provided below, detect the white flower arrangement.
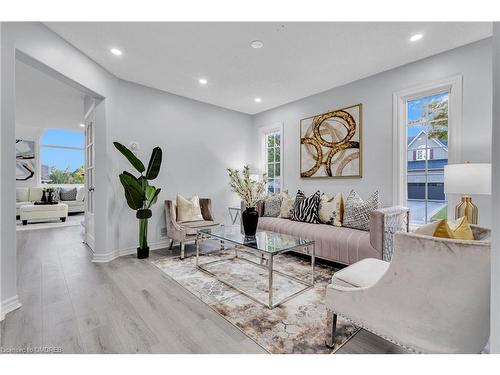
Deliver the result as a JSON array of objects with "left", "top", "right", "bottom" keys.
[{"left": 227, "top": 165, "right": 268, "bottom": 208}]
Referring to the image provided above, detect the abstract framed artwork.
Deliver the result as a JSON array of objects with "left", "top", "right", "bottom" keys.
[
  {"left": 300, "top": 103, "right": 362, "bottom": 178},
  {"left": 16, "top": 139, "right": 36, "bottom": 181}
]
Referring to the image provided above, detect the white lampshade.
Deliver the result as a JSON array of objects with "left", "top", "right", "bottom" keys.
[{"left": 444, "top": 163, "right": 491, "bottom": 195}]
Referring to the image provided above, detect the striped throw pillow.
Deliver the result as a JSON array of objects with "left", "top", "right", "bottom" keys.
[{"left": 291, "top": 190, "right": 321, "bottom": 224}]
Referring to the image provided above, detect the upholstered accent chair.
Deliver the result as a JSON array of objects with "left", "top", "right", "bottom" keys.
[
  {"left": 164, "top": 198, "right": 219, "bottom": 259},
  {"left": 325, "top": 225, "right": 491, "bottom": 353}
]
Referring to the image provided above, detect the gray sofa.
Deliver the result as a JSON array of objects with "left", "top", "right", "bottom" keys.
[{"left": 251, "top": 201, "right": 408, "bottom": 265}]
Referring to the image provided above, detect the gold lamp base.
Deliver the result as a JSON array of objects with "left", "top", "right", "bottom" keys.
[{"left": 455, "top": 196, "right": 478, "bottom": 224}]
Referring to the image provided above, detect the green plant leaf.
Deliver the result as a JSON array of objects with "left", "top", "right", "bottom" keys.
[
  {"left": 145, "top": 185, "right": 156, "bottom": 202},
  {"left": 113, "top": 142, "right": 145, "bottom": 173},
  {"left": 136, "top": 208, "right": 152, "bottom": 219},
  {"left": 145, "top": 147, "right": 162, "bottom": 180},
  {"left": 147, "top": 188, "right": 161, "bottom": 208},
  {"left": 119, "top": 173, "right": 144, "bottom": 210}
]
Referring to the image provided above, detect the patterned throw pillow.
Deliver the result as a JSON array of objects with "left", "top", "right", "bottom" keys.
[
  {"left": 291, "top": 190, "right": 321, "bottom": 224},
  {"left": 263, "top": 194, "right": 282, "bottom": 217},
  {"left": 279, "top": 195, "right": 295, "bottom": 219},
  {"left": 343, "top": 190, "right": 381, "bottom": 231},
  {"left": 51, "top": 188, "right": 61, "bottom": 202},
  {"left": 59, "top": 187, "right": 78, "bottom": 201},
  {"left": 318, "top": 192, "right": 344, "bottom": 226}
]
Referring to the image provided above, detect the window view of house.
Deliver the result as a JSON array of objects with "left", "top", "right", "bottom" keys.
[
  {"left": 406, "top": 92, "right": 449, "bottom": 225},
  {"left": 40, "top": 128, "right": 85, "bottom": 184},
  {"left": 265, "top": 131, "right": 281, "bottom": 193}
]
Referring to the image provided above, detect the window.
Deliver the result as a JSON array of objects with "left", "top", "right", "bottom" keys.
[
  {"left": 406, "top": 92, "right": 449, "bottom": 225},
  {"left": 264, "top": 131, "right": 281, "bottom": 193},
  {"left": 40, "top": 128, "right": 85, "bottom": 184},
  {"left": 394, "top": 76, "right": 461, "bottom": 227}
]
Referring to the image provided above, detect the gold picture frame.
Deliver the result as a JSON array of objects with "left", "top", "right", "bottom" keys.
[{"left": 300, "top": 103, "right": 362, "bottom": 179}]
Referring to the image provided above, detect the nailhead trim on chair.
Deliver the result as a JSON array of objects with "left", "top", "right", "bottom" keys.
[{"left": 330, "top": 309, "right": 419, "bottom": 353}]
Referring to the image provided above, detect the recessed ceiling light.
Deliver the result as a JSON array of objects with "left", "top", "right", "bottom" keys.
[
  {"left": 410, "top": 33, "right": 423, "bottom": 42},
  {"left": 79, "top": 123, "right": 85, "bottom": 128},
  {"left": 198, "top": 78, "right": 208, "bottom": 85},
  {"left": 110, "top": 48, "right": 123, "bottom": 56},
  {"left": 250, "top": 40, "right": 264, "bottom": 49},
  {"left": 254, "top": 97, "right": 262, "bottom": 103}
]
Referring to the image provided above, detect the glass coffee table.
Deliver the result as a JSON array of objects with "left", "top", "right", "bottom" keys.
[{"left": 196, "top": 225, "right": 315, "bottom": 309}]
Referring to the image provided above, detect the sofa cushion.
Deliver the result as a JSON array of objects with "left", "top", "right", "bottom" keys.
[
  {"left": 415, "top": 216, "right": 474, "bottom": 241},
  {"left": 263, "top": 194, "right": 281, "bottom": 217},
  {"left": 333, "top": 258, "right": 389, "bottom": 288},
  {"left": 16, "top": 187, "right": 29, "bottom": 202},
  {"left": 28, "top": 187, "right": 44, "bottom": 202},
  {"left": 291, "top": 190, "right": 320, "bottom": 224},
  {"left": 181, "top": 220, "right": 219, "bottom": 235},
  {"left": 76, "top": 186, "right": 85, "bottom": 202},
  {"left": 343, "top": 190, "right": 381, "bottom": 231},
  {"left": 60, "top": 187, "right": 78, "bottom": 201},
  {"left": 176, "top": 194, "right": 204, "bottom": 223},
  {"left": 257, "top": 217, "right": 379, "bottom": 264},
  {"left": 318, "top": 192, "right": 344, "bottom": 226},
  {"left": 279, "top": 195, "right": 295, "bottom": 219}
]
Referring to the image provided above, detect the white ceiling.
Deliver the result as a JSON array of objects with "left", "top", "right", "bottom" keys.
[
  {"left": 45, "top": 22, "right": 492, "bottom": 114},
  {"left": 16, "top": 60, "right": 85, "bottom": 130}
]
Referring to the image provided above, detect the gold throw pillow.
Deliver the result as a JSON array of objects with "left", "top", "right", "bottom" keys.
[{"left": 415, "top": 216, "right": 474, "bottom": 240}]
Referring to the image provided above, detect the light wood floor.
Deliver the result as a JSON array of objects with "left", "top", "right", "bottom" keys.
[{"left": 1, "top": 225, "right": 406, "bottom": 354}]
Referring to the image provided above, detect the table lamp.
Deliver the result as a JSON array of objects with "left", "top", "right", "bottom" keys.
[{"left": 444, "top": 163, "right": 491, "bottom": 224}]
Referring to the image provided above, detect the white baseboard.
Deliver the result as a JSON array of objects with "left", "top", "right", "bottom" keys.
[
  {"left": 91, "top": 240, "right": 171, "bottom": 263},
  {"left": 1, "top": 295, "right": 22, "bottom": 321}
]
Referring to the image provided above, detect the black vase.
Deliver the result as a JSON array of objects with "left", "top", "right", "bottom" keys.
[
  {"left": 137, "top": 246, "right": 150, "bottom": 259},
  {"left": 41, "top": 190, "right": 47, "bottom": 203},
  {"left": 47, "top": 191, "right": 53, "bottom": 204},
  {"left": 242, "top": 207, "right": 259, "bottom": 236}
]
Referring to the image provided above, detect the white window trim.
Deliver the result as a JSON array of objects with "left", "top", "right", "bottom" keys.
[
  {"left": 392, "top": 75, "right": 462, "bottom": 207},
  {"left": 259, "top": 122, "right": 284, "bottom": 192}
]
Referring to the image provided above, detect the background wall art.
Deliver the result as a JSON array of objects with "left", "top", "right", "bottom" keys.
[
  {"left": 16, "top": 139, "right": 36, "bottom": 181},
  {"left": 300, "top": 104, "right": 362, "bottom": 178}
]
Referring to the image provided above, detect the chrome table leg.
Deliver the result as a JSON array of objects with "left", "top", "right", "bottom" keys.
[{"left": 268, "top": 255, "right": 274, "bottom": 308}]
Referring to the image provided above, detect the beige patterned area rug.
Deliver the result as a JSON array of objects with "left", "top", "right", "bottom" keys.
[{"left": 152, "top": 248, "right": 359, "bottom": 354}]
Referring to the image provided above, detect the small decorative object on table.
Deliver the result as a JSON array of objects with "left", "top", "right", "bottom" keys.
[
  {"left": 41, "top": 188, "right": 47, "bottom": 203},
  {"left": 114, "top": 142, "right": 163, "bottom": 259},
  {"left": 45, "top": 187, "right": 55, "bottom": 203},
  {"left": 227, "top": 165, "right": 267, "bottom": 236}
]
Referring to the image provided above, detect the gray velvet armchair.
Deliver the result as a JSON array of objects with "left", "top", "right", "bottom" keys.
[
  {"left": 325, "top": 225, "right": 491, "bottom": 353},
  {"left": 164, "top": 198, "right": 219, "bottom": 259}
]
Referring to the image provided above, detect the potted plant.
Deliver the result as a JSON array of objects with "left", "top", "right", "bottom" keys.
[
  {"left": 113, "top": 142, "right": 163, "bottom": 259},
  {"left": 227, "top": 165, "right": 267, "bottom": 236}
]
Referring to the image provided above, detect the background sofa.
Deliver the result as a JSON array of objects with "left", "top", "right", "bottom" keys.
[
  {"left": 249, "top": 201, "right": 408, "bottom": 265},
  {"left": 16, "top": 186, "right": 85, "bottom": 216}
]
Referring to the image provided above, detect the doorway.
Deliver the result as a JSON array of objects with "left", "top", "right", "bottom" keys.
[{"left": 14, "top": 55, "right": 101, "bottom": 253}]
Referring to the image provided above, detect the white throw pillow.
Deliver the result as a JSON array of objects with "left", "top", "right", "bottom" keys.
[
  {"left": 176, "top": 194, "right": 204, "bottom": 223},
  {"left": 279, "top": 194, "right": 295, "bottom": 219},
  {"left": 28, "top": 187, "right": 44, "bottom": 202},
  {"left": 76, "top": 186, "right": 85, "bottom": 202},
  {"left": 318, "top": 192, "right": 344, "bottom": 226},
  {"left": 16, "top": 187, "right": 29, "bottom": 202}
]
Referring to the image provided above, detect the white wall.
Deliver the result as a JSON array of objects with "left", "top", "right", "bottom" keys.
[
  {"left": 491, "top": 22, "right": 500, "bottom": 354},
  {"left": 252, "top": 38, "right": 493, "bottom": 227},
  {"left": 108, "top": 80, "right": 253, "bottom": 253}
]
